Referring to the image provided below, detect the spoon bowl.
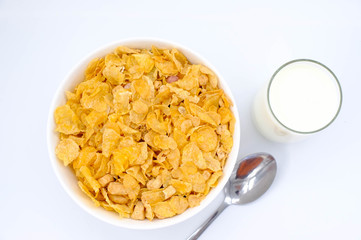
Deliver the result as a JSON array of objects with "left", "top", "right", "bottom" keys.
[
  {"left": 226, "top": 153, "right": 277, "bottom": 205},
  {"left": 188, "top": 152, "right": 277, "bottom": 240}
]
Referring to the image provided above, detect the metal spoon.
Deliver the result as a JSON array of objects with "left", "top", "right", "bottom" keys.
[{"left": 187, "top": 152, "right": 277, "bottom": 240}]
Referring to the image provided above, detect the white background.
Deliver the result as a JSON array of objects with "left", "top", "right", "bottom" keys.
[{"left": 1, "top": 0, "right": 361, "bottom": 239}]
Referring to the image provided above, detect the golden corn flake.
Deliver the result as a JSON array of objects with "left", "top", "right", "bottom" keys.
[
  {"left": 188, "top": 194, "right": 204, "bottom": 208},
  {"left": 109, "top": 194, "right": 128, "bottom": 204},
  {"left": 218, "top": 107, "right": 233, "bottom": 124},
  {"left": 133, "top": 77, "right": 154, "bottom": 100},
  {"left": 80, "top": 82, "right": 110, "bottom": 112},
  {"left": 113, "top": 86, "right": 131, "bottom": 114},
  {"left": 133, "top": 54, "right": 154, "bottom": 73},
  {"left": 79, "top": 166, "right": 101, "bottom": 194},
  {"left": 93, "top": 155, "right": 109, "bottom": 179},
  {"left": 54, "top": 105, "right": 83, "bottom": 135},
  {"left": 103, "top": 65, "right": 125, "bottom": 85},
  {"left": 153, "top": 135, "right": 177, "bottom": 150},
  {"left": 55, "top": 139, "right": 79, "bottom": 166},
  {"left": 85, "top": 110, "right": 107, "bottom": 129},
  {"left": 167, "top": 148, "right": 180, "bottom": 169},
  {"left": 126, "top": 166, "right": 147, "bottom": 185},
  {"left": 54, "top": 45, "right": 235, "bottom": 220},
  {"left": 146, "top": 175, "right": 162, "bottom": 190},
  {"left": 190, "top": 126, "right": 218, "bottom": 152},
  {"left": 123, "top": 174, "right": 140, "bottom": 201},
  {"left": 111, "top": 148, "right": 130, "bottom": 175},
  {"left": 73, "top": 146, "right": 97, "bottom": 169},
  {"left": 146, "top": 112, "right": 168, "bottom": 135},
  {"left": 155, "top": 59, "right": 178, "bottom": 76},
  {"left": 131, "top": 201, "right": 145, "bottom": 220},
  {"left": 153, "top": 202, "right": 176, "bottom": 219},
  {"left": 169, "top": 196, "right": 189, "bottom": 215},
  {"left": 163, "top": 186, "right": 176, "bottom": 200},
  {"left": 143, "top": 200, "right": 154, "bottom": 220},
  {"left": 85, "top": 58, "right": 104, "bottom": 80},
  {"left": 78, "top": 181, "right": 100, "bottom": 207},
  {"left": 132, "top": 100, "right": 148, "bottom": 115},
  {"left": 182, "top": 142, "right": 206, "bottom": 169},
  {"left": 102, "top": 128, "right": 120, "bottom": 158},
  {"left": 169, "top": 179, "right": 192, "bottom": 195},
  {"left": 189, "top": 103, "right": 217, "bottom": 126}
]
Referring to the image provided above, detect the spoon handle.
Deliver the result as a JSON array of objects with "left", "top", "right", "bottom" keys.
[{"left": 187, "top": 201, "right": 229, "bottom": 240}]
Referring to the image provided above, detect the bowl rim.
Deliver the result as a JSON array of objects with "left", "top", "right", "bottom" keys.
[{"left": 47, "top": 37, "right": 240, "bottom": 229}]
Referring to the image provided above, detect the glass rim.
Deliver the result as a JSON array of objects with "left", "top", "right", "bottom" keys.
[{"left": 267, "top": 59, "right": 343, "bottom": 134}]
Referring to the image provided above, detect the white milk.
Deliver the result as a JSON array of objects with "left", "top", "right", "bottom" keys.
[{"left": 253, "top": 60, "right": 342, "bottom": 143}]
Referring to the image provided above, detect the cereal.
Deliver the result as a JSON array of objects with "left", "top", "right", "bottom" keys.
[
  {"left": 153, "top": 202, "right": 176, "bottom": 219},
  {"left": 109, "top": 194, "right": 128, "bottom": 204},
  {"left": 79, "top": 166, "right": 101, "bottom": 193},
  {"left": 55, "top": 139, "right": 80, "bottom": 166},
  {"left": 98, "top": 174, "right": 114, "bottom": 187},
  {"left": 73, "top": 146, "right": 97, "bottom": 169},
  {"left": 80, "top": 82, "right": 110, "bottom": 112},
  {"left": 153, "top": 135, "right": 177, "bottom": 150},
  {"left": 126, "top": 166, "right": 147, "bottom": 185},
  {"left": 162, "top": 186, "right": 176, "bottom": 200},
  {"left": 78, "top": 181, "right": 100, "bottom": 207},
  {"left": 107, "top": 182, "right": 127, "bottom": 195},
  {"left": 123, "top": 174, "right": 140, "bottom": 201},
  {"left": 102, "top": 128, "right": 120, "bottom": 158},
  {"left": 54, "top": 45, "right": 235, "bottom": 220},
  {"left": 146, "top": 175, "right": 162, "bottom": 190},
  {"left": 182, "top": 142, "right": 207, "bottom": 169},
  {"left": 113, "top": 86, "right": 131, "bottom": 114},
  {"left": 190, "top": 126, "right": 218, "bottom": 152},
  {"left": 141, "top": 190, "right": 164, "bottom": 204},
  {"left": 188, "top": 194, "right": 204, "bottom": 208},
  {"left": 169, "top": 196, "right": 188, "bottom": 214},
  {"left": 131, "top": 201, "right": 145, "bottom": 220},
  {"left": 54, "top": 105, "right": 83, "bottom": 135},
  {"left": 169, "top": 179, "right": 192, "bottom": 195}
]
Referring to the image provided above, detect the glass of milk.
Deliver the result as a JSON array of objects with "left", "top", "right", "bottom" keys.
[{"left": 253, "top": 59, "right": 342, "bottom": 143}]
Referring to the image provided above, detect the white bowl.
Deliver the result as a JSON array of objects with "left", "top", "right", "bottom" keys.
[{"left": 47, "top": 38, "right": 240, "bottom": 229}]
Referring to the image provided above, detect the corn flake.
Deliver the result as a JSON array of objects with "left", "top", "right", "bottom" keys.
[
  {"left": 182, "top": 142, "right": 206, "bottom": 169},
  {"left": 73, "top": 146, "right": 97, "bottom": 169},
  {"left": 153, "top": 135, "right": 177, "bottom": 150},
  {"left": 113, "top": 86, "right": 131, "bottom": 114},
  {"left": 102, "top": 128, "right": 120, "bottom": 158},
  {"left": 190, "top": 126, "right": 218, "bottom": 152},
  {"left": 169, "top": 179, "right": 192, "bottom": 195},
  {"left": 79, "top": 166, "right": 101, "bottom": 193},
  {"left": 103, "top": 65, "right": 125, "bottom": 85},
  {"left": 188, "top": 194, "right": 204, "bottom": 208},
  {"left": 131, "top": 201, "right": 145, "bottom": 220},
  {"left": 54, "top": 105, "right": 82, "bottom": 135},
  {"left": 169, "top": 196, "right": 188, "bottom": 215},
  {"left": 141, "top": 189, "right": 164, "bottom": 205},
  {"left": 55, "top": 139, "right": 79, "bottom": 166},
  {"left": 80, "top": 82, "right": 110, "bottom": 112},
  {"left": 153, "top": 202, "right": 176, "bottom": 219}
]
